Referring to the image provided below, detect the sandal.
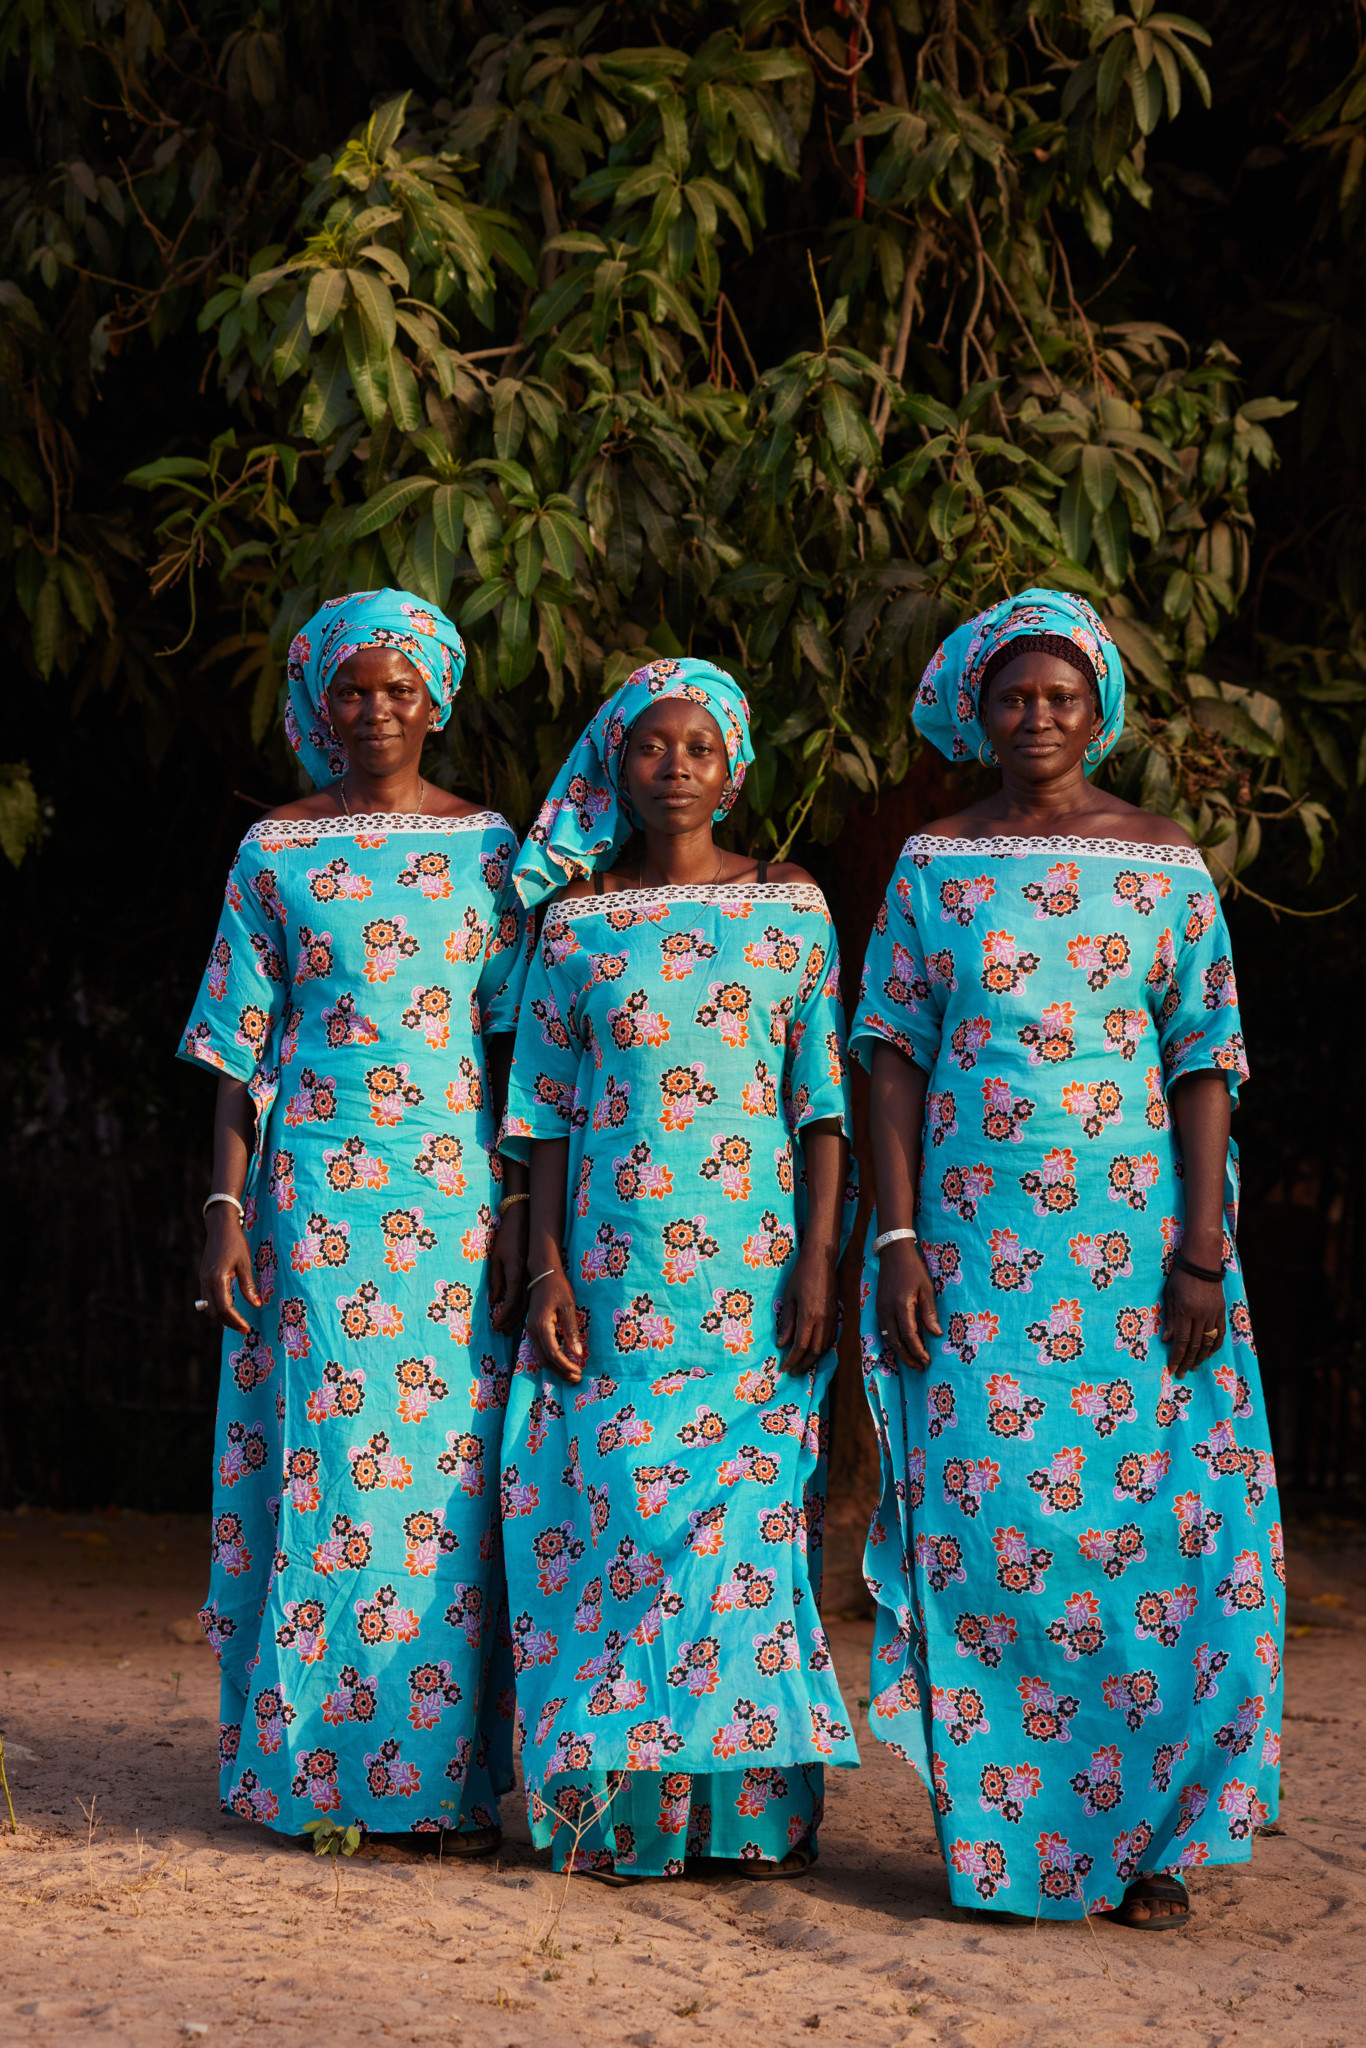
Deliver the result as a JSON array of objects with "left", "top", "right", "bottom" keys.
[
  {"left": 582, "top": 1864, "right": 647, "bottom": 1887},
  {"left": 1106, "top": 1875, "right": 1191, "bottom": 1931},
  {"left": 442, "top": 1824, "right": 503, "bottom": 1859}
]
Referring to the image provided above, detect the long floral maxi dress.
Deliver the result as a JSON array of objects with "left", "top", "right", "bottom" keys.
[
  {"left": 500, "top": 880, "right": 859, "bottom": 1875},
  {"left": 849, "top": 834, "right": 1282, "bottom": 1919},
  {"left": 178, "top": 811, "right": 533, "bottom": 1837}
]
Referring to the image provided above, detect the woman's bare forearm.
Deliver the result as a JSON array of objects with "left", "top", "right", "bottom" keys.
[
  {"left": 528, "top": 1137, "right": 570, "bottom": 1273},
  {"left": 1169, "top": 1069, "right": 1231, "bottom": 1267},
  {"left": 798, "top": 1119, "right": 849, "bottom": 1258},
  {"left": 869, "top": 1042, "right": 929, "bottom": 1224},
  {"left": 486, "top": 1035, "right": 527, "bottom": 1195},
  {"left": 210, "top": 1075, "right": 255, "bottom": 1197}
]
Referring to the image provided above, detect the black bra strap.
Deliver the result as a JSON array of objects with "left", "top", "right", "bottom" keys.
[
  {"left": 592, "top": 870, "right": 605, "bottom": 895},
  {"left": 756, "top": 860, "right": 768, "bottom": 884}
]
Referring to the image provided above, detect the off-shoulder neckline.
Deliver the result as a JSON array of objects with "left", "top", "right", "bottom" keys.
[
  {"left": 243, "top": 811, "right": 513, "bottom": 845},
  {"left": 900, "top": 832, "right": 1209, "bottom": 870},
  {"left": 547, "top": 881, "right": 831, "bottom": 921}
]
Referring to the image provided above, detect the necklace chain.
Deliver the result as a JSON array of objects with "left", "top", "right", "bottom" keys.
[
  {"left": 639, "top": 844, "right": 725, "bottom": 889},
  {"left": 339, "top": 775, "right": 425, "bottom": 817}
]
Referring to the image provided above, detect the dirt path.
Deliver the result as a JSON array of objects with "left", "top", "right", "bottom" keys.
[{"left": 1, "top": 1509, "right": 1363, "bottom": 2047}]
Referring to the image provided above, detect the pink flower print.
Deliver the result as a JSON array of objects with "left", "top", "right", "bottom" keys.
[
  {"left": 404, "top": 1658, "right": 463, "bottom": 1731},
  {"left": 1069, "top": 1376, "right": 1137, "bottom": 1438},
  {"left": 308, "top": 855, "right": 373, "bottom": 904},
  {"left": 948, "top": 1014, "right": 993, "bottom": 1073},
  {"left": 283, "top": 1444, "right": 322, "bottom": 1514},
  {"left": 943, "top": 1310, "right": 1000, "bottom": 1368},
  {"left": 596, "top": 1402, "right": 654, "bottom": 1454},
  {"left": 872, "top": 1673, "right": 923, "bottom": 1721},
  {"left": 364, "top": 1062, "right": 422, "bottom": 1129},
  {"left": 992, "top": 1524, "right": 1054, "bottom": 1596},
  {"left": 444, "top": 1584, "right": 485, "bottom": 1651},
  {"left": 1027, "top": 1445, "right": 1086, "bottom": 1516},
  {"left": 922, "top": 1239, "right": 964, "bottom": 1291},
  {"left": 362, "top": 913, "right": 419, "bottom": 985},
  {"left": 977, "top": 1760, "right": 1042, "bottom": 1823},
  {"left": 1102, "top": 1005, "right": 1148, "bottom": 1062},
  {"left": 1107, "top": 1151, "right": 1160, "bottom": 1211},
  {"left": 686, "top": 1503, "right": 728, "bottom": 1556},
  {"left": 933, "top": 1684, "right": 990, "bottom": 1748},
  {"left": 365, "top": 1736, "right": 420, "bottom": 1800},
  {"left": 402, "top": 1506, "right": 458, "bottom": 1577},
  {"left": 883, "top": 940, "right": 930, "bottom": 1012},
  {"left": 348, "top": 1430, "right": 413, "bottom": 1494},
  {"left": 939, "top": 875, "right": 997, "bottom": 927},
  {"left": 436, "top": 1429, "right": 485, "bottom": 1498},
  {"left": 1172, "top": 1490, "right": 1223, "bottom": 1560},
  {"left": 1261, "top": 1729, "right": 1281, "bottom": 1769},
  {"left": 1154, "top": 1362, "right": 1193, "bottom": 1426},
  {"left": 710, "top": 1561, "right": 777, "bottom": 1614},
  {"left": 1017, "top": 1000, "right": 1077, "bottom": 1066},
  {"left": 742, "top": 924, "right": 801, "bottom": 973},
  {"left": 664, "top": 1634, "right": 722, "bottom": 1699},
  {"left": 927, "top": 1088, "right": 958, "bottom": 1147},
  {"left": 445, "top": 905, "right": 487, "bottom": 968},
  {"left": 283, "top": 1066, "right": 337, "bottom": 1128},
  {"left": 943, "top": 1455, "right": 1002, "bottom": 1520},
  {"left": 980, "top": 929, "right": 1040, "bottom": 997},
  {"left": 321, "top": 992, "right": 379, "bottom": 1052},
  {"left": 1017, "top": 1678, "right": 1080, "bottom": 1745},
  {"left": 1192, "top": 1643, "right": 1231, "bottom": 1702},
  {"left": 1269, "top": 1519, "right": 1285, "bottom": 1583},
  {"left": 1112, "top": 1447, "right": 1171, "bottom": 1506},
  {"left": 427, "top": 1277, "right": 474, "bottom": 1344},
  {"left": 1133, "top": 1583, "right": 1199, "bottom": 1647},
  {"left": 268, "top": 1148, "right": 296, "bottom": 1211},
  {"left": 290, "top": 1212, "right": 351, "bottom": 1275},
  {"left": 218, "top": 1419, "right": 268, "bottom": 1489},
  {"left": 276, "top": 1597, "right": 328, "bottom": 1667},
  {"left": 984, "top": 1372, "right": 1047, "bottom": 1441},
  {"left": 1068, "top": 1744, "right": 1124, "bottom": 1816},
  {"left": 1067, "top": 931, "right": 1132, "bottom": 991},
  {"left": 613, "top": 1139, "right": 673, "bottom": 1201},
  {"left": 277, "top": 1296, "right": 311, "bottom": 1364},
  {"left": 700, "top": 1285, "right": 755, "bottom": 1355},
  {"left": 1045, "top": 1589, "right": 1106, "bottom": 1661},
  {"left": 941, "top": 1161, "right": 995, "bottom": 1221},
  {"left": 695, "top": 978, "right": 753, "bottom": 1051},
  {"left": 1113, "top": 1303, "right": 1162, "bottom": 1366},
  {"left": 287, "top": 1749, "right": 340, "bottom": 1815},
  {"left": 741, "top": 1210, "right": 794, "bottom": 1272},
  {"left": 311, "top": 1512, "right": 373, "bottom": 1578},
  {"left": 293, "top": 925, "right": 333, "bottom": 985},
  {"left": 207, "top": 935, "right": 232, "bottom": 1001},
  {"left": 305, "top": 1358, "right": 367, "bottom": 1424},
  {"left": 613, "top": 1293, "right": 675, "bottom": 1354},
  {"left": 401, "top": 983, "right": 453, "bottom": 1052},
  {"left": 914, "top": 1532, "right": 967, "bottom": 1593},
  {"left": 735, "top": 1766, "right": 790, "bottom": 1817},
  {"left": 1217, "top": 1777, "right": 1269, "bottom": 1841},
  {"left": 1142, "top": 1063, "right": 1171, "bottom": 1133},
  {"left": 228, "top": 1326, "right": 275, "bottom": 1392},
  {"left": 952, "top": 1611, "right": 1018, "bottom": 1669},
  {"left": 1022, "top": 862, "right": 1082, "bottom": 920},
  {"left": 1019, "top": 1145, "right": 1079, "bottom": 1219},
  {"left": 337, "top": 1279, "right": 403, "bottom": 1342},
  {"left": 1112, "top": 868, "right": 1171, "bottom": 917},
  {"left": 324, "top": 1134, "right": 389, "bottom": 1196},
  {"left": 1061, "top": 1077, "right": 1124, "bottom": 1140},
  {"left": 980, "top": 1075, "right": 1035, "bottom": 1144},
  {"left": 1068, "top": 1229, "right": 1133, "bottom": 1292},
  {"left": 353, "top": 1583, "right": 420, "bottom": 1649},
  {"left": 1078, "top": 1521, "right": 1147, "bottom": 1580},
  {"left": 211, "top": 1511, "right": 252, "bottom": 1579},
  {"left": 633, "top": 1463, "right": 690, "bottom": 1518},
  {"left": 253, "top": 1685, "right": 298, "bottom": 1755},
  {"left": 1215, "top": 1548, "right": 1266, "bottom": 1616},
  {"left": 1203, "top": 956, "right": 1237, "bottom": 1010},
  {"left": 581, "top": 1221, "right": 633, "bottom": 1283},
  {"left": 986, "top": 1228, "right": 1043, "bottom": 1294},
  {"left": 710, "top": 1697, "right": 780, "bottom": 1763},
  {"left": 1103, "top": 1668, "right": 1162, "bottom": 1734},
  {"left": 1024, "top": 1297, "right": 1085, "bottom": 1370},
  {"left": 395, "top": 848, "right": 452, "bottom": 900},
  {"left": 698, "top": 1132, "right": 753, "bottom": 1203},
  {"left": 1213, "top": 1359, "right": 1254, "bottom": 1416}
]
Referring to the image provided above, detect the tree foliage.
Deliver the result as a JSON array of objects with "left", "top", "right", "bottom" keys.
[{"left": 0, "top": 0, "right": 1361, "bottom": 890}]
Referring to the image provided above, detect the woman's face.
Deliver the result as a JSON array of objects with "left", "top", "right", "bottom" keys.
[
  {"left": 622, "top": 698, "right": 731, "bottom": 835},
  {"left": 326, "top": 647, "right": 435, "bottom": 780},
  {"left": 981, "top": 652, "right": 1102, "bottom": 782}
]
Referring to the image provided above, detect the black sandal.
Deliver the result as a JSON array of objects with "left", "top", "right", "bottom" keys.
[{"left": 1107, "top": 1874, "right": 1191, "bottom": 1931}]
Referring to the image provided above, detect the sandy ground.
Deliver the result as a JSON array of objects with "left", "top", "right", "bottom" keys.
[{"left": 1, "top": 1509, "right": 1364, "bottom": 2048}]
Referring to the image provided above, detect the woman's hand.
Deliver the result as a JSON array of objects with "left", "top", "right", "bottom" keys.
[
  {"left": 875, "top": 1237, "right": 941, "bottom": 1371},
  {"left": 527, "top": 1268, "right": 586, "bottom": 1384},
  {"left": 488, "top": 1201, "right": 527, "bottom": 1333},
  {"left": 199, "top": 1206, "right": 261, "bottom": 1334},
  {"left": 1162, "top": 1264, "right": 1225, "bottom": 1378},
  {"left": 777, "top": 1243, "right": 838, "bottom": 1376}
]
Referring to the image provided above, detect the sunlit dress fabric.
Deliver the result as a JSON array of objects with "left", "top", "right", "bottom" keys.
[
  {"left": 178, "top": 811, "right": 532, "bottom": 1837},
  {"left": 850, "top": 834, "right": 1282, "bottom": 1919},
  {"left": 500, "top": 880, "right": 858, "bottom": 1875}
]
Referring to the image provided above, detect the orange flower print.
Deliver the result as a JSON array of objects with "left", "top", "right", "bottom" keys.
[
  {"left": 658, "top": 1062, "right": 718, "bottom": 1133},
  {"left": 413, "top": 1132, "right": 466, "bottom": 1198},
  {"left": 396, "top": 848, "right": 452, "bottom": 900},
  {"left": 380, "top": 1206, "right": 437, "bottom": 1274},
  {"left": 307, "top": 855, "right": 372, "bottom": 904},
  {"left": 362, "top": 913, "right": 419, "bottom": 984},
  {"left": 1067, "top": 932, "right": 1132, "bottom": 992},
  {"left": 699, "top": 1133, "right": 753, "bottom": 1202},
  {"left": 323, "top": 1133, "right": 389, "bottom": 1194},
  {"left": 445, "top": 905, "right": 487, "bottom": 966},
  {"left": 364, "top": 1062, "right": 423, "bottom": 1128},
  {"left": 401, "top": 983, "right": 453, "bottom": 1051},
  {"left": 336, "top": 1279, "right": 403, "bottom": 1341}
]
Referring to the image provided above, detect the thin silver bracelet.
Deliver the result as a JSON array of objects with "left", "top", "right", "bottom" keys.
[
  {"left": 526, "top": 1268, "right": 559, "bottom": 1292},
  {"left": 204, "top": 1192, "right": 245, "bottom": 1222},
  {"left": 872, "top": 1226, "right": 918, "bottom": 1255}
]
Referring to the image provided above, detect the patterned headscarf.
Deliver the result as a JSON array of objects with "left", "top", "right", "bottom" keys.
[
  {"left": 512, "top": 656, "right": 754, "bottom": 910},
  {"left": 284, "top": 588, "right": 466, "bottom": 788},
  {"left": 912, "top": 588, "right": 1125, "bottom": 769}
]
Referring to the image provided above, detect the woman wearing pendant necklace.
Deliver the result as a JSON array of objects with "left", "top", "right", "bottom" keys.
[
  {"left": 499, "top": 657, "right": 857, "bottom": 1884},
  {"left": 180, "top": 589, "right": 533, "bottom": 1851},
  {"left": 850, "top": 589, "right": 1280, "bottom": 1932}
]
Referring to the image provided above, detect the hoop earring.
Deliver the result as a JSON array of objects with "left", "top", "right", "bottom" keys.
[
  {"left": 977, "top": 739, "right": 997, "bottom": 767},
  {"left": 1084, "top": 738, "right": 1104, "bottom": 766}
]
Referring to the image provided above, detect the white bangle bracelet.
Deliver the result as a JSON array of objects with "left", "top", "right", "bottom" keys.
[
  {"left": 204, "top": 1192, "right": 245, "bottom": 1222},
  {"left": 872, "top": 1227, "right": 918, "bottom": 1255}
]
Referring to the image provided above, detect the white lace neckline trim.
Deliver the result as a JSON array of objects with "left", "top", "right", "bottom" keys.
[
  {"left": 901, "top": 832, "right": 1209, "bottom": 870},
  {"left": 549, "top": 881, "right": 830, "bottom": 923},
  {"left": 245, "top": 810, "right": 512, "bottom": 845}
]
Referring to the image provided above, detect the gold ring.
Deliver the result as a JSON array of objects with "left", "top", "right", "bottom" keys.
[{"left": 1202, "top": 1328, "right": 1219, "bottom": 1339}]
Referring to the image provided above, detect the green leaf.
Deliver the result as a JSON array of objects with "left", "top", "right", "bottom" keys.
[
  {"left": 305, "top": 268, "right": 347, "bottom": 337},
  {"left": 387, "top": 349, "right": 423, "bottom": 433},
  {"left": 32, "top": 577, "right": 62, "bottom": 679},
  {"left": 1080, "top": 443, "right": 1118, "bottom": 513},
  {"left": 344, "top": 475, "right": 438, "bottom": 543},
  {"left": 343, "top": 305, "right": 388, "bottom": 427},
  {"left": 432, "top": 486, "right": 466, "bottom": 556},
  {"left": 125, "top": 457, "right": 211, "bottom": 487},
  {"left": 301, "top": 335, "right": 353, "bottom": 443},
  {"left": 406, "top": 513, "right": 455, "bottom": 606},
  {"left": 0, "top": 762, "right": 41, "bottom": 866}
]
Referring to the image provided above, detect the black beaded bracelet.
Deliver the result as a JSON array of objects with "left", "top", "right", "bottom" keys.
[{"left": 1173, "top": 1251, "right": 1223, "bottom": 1285}]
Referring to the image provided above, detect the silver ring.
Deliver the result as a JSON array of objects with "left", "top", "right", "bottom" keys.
[
  {"left": 194, "top": 1299, "right": 210, "bottom": 1313},
  {"left": 879, "top": 1327, "right": 890, "bottom": 1337}
]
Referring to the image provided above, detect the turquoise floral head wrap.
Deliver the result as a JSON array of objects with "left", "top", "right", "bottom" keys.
[
  {"left": 284, "top": 587, "right": 466, "bottom": 788},
  {"left": 512, "top": 656, "right": 754, "bottom": 910},
  {"left": 912, "top": 587, "right": 1126, "bottom": 769}
]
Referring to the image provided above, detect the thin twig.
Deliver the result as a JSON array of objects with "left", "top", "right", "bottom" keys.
[{"left": 0, "top": 1738, "right": 16, "bottom": 1834}]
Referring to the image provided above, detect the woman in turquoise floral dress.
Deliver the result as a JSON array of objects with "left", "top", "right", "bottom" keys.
[
  {"left": 181, "top": 590, "right": 532, "bottom": 1848},
  {"left": 501, "top": 658, "right": 857, "bottom": 1883},
  {"left": 852, "top": 591, "right": 1281, "bottom": 1930}
]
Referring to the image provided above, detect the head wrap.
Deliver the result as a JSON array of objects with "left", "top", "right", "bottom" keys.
[
  {"left": 912, "top": 588, "right": 1125, "bottom": 770},
  {"left": 512, "top": 656, "right": 754, "bottom": 910},
  {"left": 284, "top": 588, "right": 465, "bottom": 788}
]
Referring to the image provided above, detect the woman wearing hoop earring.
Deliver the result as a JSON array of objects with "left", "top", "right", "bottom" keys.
[{"left": 849, "top": 589, "right": 1279, "bottom": 1932}]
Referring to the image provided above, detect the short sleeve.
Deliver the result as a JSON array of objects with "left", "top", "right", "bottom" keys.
[
  {"left": 477, "top": 865, "right": 534, "bottom": 1038},
  {"left": 1153, "top": 876, "right": 1249, "bottom": 1106},
  {"left": 783, "top": 906, "right": 853, "bottom": 1137},
  {"left": 177, "top": 835, "right": 288, "bottom": 1091},
  {"left": 500, "top": 913, "right": 585, "bottom": 1160},
  {"left": 848, "top": 858, "right": 945, "bottom": 1075}
]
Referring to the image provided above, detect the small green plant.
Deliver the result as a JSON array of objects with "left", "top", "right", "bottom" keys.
[
  {"left": 303, "top": 1817, "right": 361, "bottom": 1907},
  {"left": 0, "top": 1736, "right": 17, "bottom": 1834}
]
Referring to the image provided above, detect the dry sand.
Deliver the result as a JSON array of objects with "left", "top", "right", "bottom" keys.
[{"left": 1, "top": 1507, "right": 1363, "bottom": 2047}]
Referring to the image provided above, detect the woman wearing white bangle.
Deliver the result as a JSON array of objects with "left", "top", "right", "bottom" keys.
[{"left": 181, "top": 590, "right": 533, "bottom": 1854}]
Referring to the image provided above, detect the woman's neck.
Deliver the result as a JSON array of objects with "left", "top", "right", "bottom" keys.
[
  {"left": 983, "top": 769, "right": 1112, "bottom": 826},
  {"left": 637, "top": 826, "right": 725, "bottom": 887},
  {"left": 335, "top": 766, "right": 424, "bottom": 815}
]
